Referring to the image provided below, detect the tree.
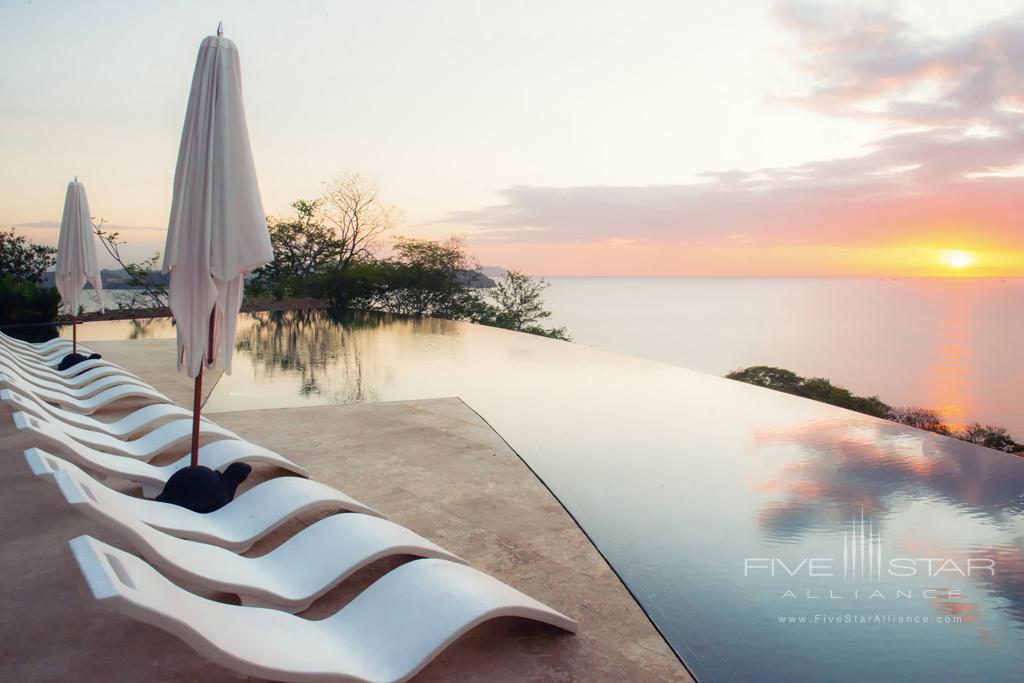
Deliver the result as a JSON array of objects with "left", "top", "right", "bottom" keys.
[
  {"left": 957, "top": 423, "right": 1023, "bottom": 453},
  {"left": 0, "top": 228, "right": 60, "bottom": 329},
  {"left": 93, "top": 219, "right": 168, "bottom": 309},
  {"left": 249, "top": 200, "right": 342, "bottom": 298},
  {"left": 726, "top": 366, "right": 802, "bottom": 392},
  {"left": 888, "top": 407, "right": 951, "bottom": 435},
  {"left": 308, "top": 261, "right": 384, "bottom": 310},
  {"left": 0, "top": 276, "right": 60, "bottom": 327},
  {"left": 474, "top": 270, "right": 570, "bottom": 340},
  {"left": 728, "top": 365, "right": 1024, "bottom": 456},
  {"left": 799, "top": 377, "right": 890, "bottom": 419},
  {"left": 726, "top": 366, "right": 891, "bottom": 418},
  {"left": 371, "top": 237, "right": 479, "bottom": 318},
  {"left": 248, "top": 175, "right": 398, "bottom": 299},
  {"left": 0, "top": 228, "right": 56, "bottom": 283},
  {"left": 320, "top": 174, "right": 399, "bottom": 271}
]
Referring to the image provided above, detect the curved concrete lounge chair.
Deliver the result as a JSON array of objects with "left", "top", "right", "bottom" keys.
[
  {"left": 0, "top": 339, "right": 88, "bottom": 363},
  {"left": 0, "top": 333, "right": 89, "bottom": 358},
  {"left": 0, "top": 341, "right": 92, "bottom": 368},
  {"left": 3, "top": 396, "right": 235, "bottom": 458},
  {"left": 0, "top": 347, "right": 142, "bottom": 387},
  {"left": 28, "top": 450, "right": 380, "bottom": 551},
  {"left": 54, "top": 470, "right": 456, "bottom": 613},
  {"left": 0, "top": 371, "right": 170, "bottom": 414},
  {"left": 14, "top": 413, "right": 308, "bottom": 496},
  {"left": 1, "top": 387, "right": 219, "bottom": 439},
  {"left": 71, "top": 537, "right": 577, "bottom": 683},
  {"left": 0, "top": 358, "right": 152, "bottom": 400},
  {"left": 0, "top": 332, "right": 77, "bottom": 354}
]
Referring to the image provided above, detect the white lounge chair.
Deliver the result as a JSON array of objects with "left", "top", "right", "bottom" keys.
[
  {"left": 0, "top": 332, "right": 88, "bottom": 358},
  {"left": 0, "top": 371, "right": 170, "bottom": 414},
  {"left": 28, "top": 450, "right": 380, "bottom": 551},
  {"left": 0, "top": 332, "right": 77, "bottom": 354},
  {"left": 1, "top": 387, "right": 219, "bottom": 439},
  {"left": 0, "top": 358, "right": 153, "bottom": 400},
  {"left": 4, "top": 398, "right": 235, "bottom": 458},
  {"left": 54, "top": 470, "right": 457, "bottom": 613},
  {"left": 0, "top": 337, "right": 84, "bottom": 361},
  {"left": 0, "top": 337, "right": 129, "bottom": 376},
  {"left": 0, "top": 339, "right": 91, "bottom": 367},
  {"left": 14, "top": 413, "right": 308, "bottom": 496},
  {"left": 0, "top": 346, "right": 143, "bottom": 387},
  {"left": 71, "top": 537, "right": 576, "bottom": 682}
]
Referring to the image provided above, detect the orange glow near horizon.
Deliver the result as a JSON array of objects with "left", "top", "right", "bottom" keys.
[{"left": 468, "top": 239, "right": 1024, "bottom": 278}]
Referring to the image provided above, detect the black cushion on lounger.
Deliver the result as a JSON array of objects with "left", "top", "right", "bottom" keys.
[
  {"left": 57, "top": 352, "right": 103, "bottom": 372},
  {"left": 154, "top": 463, "right": 253, "bottom": 513}
]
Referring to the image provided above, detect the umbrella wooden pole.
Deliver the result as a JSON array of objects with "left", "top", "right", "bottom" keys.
[
  {"left": 190, "top": 367, "right": 202, "bottom": 468},
  {"left": 189, "top": 310, "right": 216, "bottom": 469},
  {"left": 72, "top": 315, "right": 77, "bottom": 354}
]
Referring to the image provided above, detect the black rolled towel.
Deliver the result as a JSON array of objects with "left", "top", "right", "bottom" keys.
[
  {"left": 57, "top": 352, "right": 103, "bottom": 373},
  {"left": 155, "top": 463, "right": 253, "bottom": 513},
  {"left": 221, "top": 462, "right": 254, "bottom": 499}
]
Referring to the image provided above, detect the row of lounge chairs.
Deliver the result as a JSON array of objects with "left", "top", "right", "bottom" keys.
[{"left": 1, "top": 331, "right": 576, "bottom": 682}]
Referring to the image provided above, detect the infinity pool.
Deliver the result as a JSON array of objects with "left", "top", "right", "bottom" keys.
[{"left": 78, "top": 310, "right": 1024, "bottom": 682}]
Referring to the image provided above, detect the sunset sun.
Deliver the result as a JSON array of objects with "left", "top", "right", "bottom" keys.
[{"left": 940, "top": 249, "right": 974, "bottom": 270}]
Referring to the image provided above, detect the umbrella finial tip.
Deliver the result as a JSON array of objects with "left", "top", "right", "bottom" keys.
[
  {"left": 73, "top": 175, "right": 77, "bottom": 182},
  {"left": 217, "top": 20, "right": 223, "bottom": 36}
]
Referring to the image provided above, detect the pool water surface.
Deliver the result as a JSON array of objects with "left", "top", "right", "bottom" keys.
[{"left": 72, "top": 310, "right": 1024, "bottom": 682}]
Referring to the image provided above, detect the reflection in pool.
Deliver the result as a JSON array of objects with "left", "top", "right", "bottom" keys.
[
  {"left": 59, "top": 315, "right": 177, "bottom": 342},
  {"left": 119, "top": 310, "right": 1024, "bottom": 681}
]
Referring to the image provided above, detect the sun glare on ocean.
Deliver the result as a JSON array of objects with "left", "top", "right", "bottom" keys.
[{"left": 940, "top": 249, "right": 975, "bottom": 270}]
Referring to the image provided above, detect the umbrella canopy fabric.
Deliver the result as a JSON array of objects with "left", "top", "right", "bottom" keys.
[
  {"left": 163, "top": 34, "right": 272, "bottom": 379},
  {"left": 55, "top": 180, "right": 104, "bottom": 315}
]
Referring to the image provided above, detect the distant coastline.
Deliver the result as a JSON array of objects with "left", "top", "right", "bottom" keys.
[
  {"left": 39, "top": 266, "right": 501, "bottom": 291},
  {"left": 39, "top": 268, "right": 168, "bottom": 290}
]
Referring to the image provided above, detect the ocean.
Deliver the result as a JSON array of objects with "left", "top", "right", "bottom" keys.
[
  {"left": 542, "top": 277, "right": 1024, "bottom": 437},
  {"left": 67, "top": 288, "right": 149, "bottom": 314}
]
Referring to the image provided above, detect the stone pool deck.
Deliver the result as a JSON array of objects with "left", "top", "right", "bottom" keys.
[{"left": 0, "top": 338, "right": 693, "bottom": 682}]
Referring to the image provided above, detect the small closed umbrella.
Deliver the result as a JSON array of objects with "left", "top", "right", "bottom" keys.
[
  {"left": 55, "top": 178, "right": 105, "bottom": 353},
  {"left": 163, "top": 23, "right": 273, "bottom": 471}
]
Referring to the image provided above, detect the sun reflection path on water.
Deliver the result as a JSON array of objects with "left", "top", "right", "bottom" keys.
[{"left": 924, "top": 284, "right": 976, "bottom": 430}]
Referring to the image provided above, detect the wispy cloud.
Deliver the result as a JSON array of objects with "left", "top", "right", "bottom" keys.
[
  {"left": 453, "top": 3, "right": 1024, "bottom": 257},
  {"left": 776, "top": 1, "right": 1024, "bottom": 127},
  {"left": 8, "top": 220, "right": 62, "bottom": 230}
]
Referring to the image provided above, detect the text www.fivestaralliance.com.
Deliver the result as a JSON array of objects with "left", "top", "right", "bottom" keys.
[{"left": 778, "top": 614, "right": 963, "bottom": 625}]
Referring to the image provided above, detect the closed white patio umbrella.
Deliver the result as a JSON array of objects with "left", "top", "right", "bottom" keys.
[
  {"left": 56, "top": 178, "right": 105, "bottom": 352},
  {"left": 163, "top": 24, "right": 272, "bottom": 471}
]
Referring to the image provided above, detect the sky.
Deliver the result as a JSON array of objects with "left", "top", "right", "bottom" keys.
[{"left": 1, "top": 0, "right": 1022, "bottom": 276}]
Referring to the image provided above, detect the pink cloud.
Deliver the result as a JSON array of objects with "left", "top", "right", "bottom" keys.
[
  {"left": 776, "top": 1, "right": 1024, "bottom": 122},
  {"left": 452, "top": 3, "right": 1024, "bottom": 264}
]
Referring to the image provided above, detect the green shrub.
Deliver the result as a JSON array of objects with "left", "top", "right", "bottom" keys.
[
  {"left": 309, "top": 262, "right": 384, "bottom": 309},
  {"left": 958, "top": 423, "right": 1024, "bottom": 453},
  {"left": 727, "top": 365, "right": 891, "bottom": 418},
  {"left": 0, "top": 228, "right": 56, "bottom": 284},
  {"left": 728, "top": 365, "right": 1024, "bottom": 455},
  {"left": 0, "top": 276, "right": 60, "bottom": 326}
]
